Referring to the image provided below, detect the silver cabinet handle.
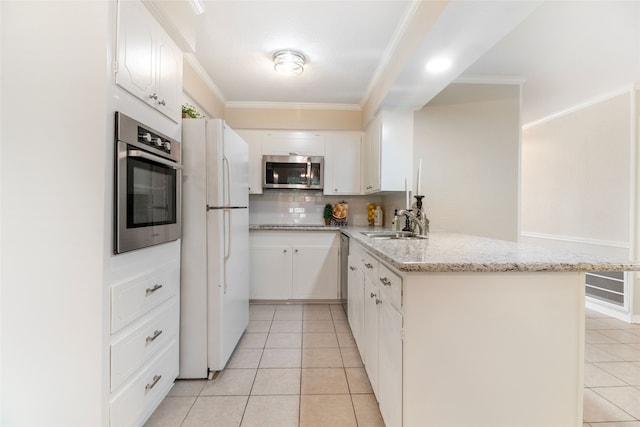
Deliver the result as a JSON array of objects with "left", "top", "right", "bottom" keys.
[
  {"left": 376, "top": 298, "right": 382, "bottom": 305},
  {"left": 145, "top": 374, "right": 162, "bottom": 391},
  {"left": 149, "top": 93, "right": 158, "bottom": 100},
  {"left": 380, "top": 277, "right": 391, "bottom": 286},
  {"left": 370, "top": 292, "right": 376, "bottom": 298},
  {"left": 145, "top": 329, "right": 163, "bottom": 343},
  {"left": 283, "top": 249, "right": 287, "bottom": 254},
  {"left": 158, "top": 99, "right": 166, "bottom": 106},
  {"left": 364, "top": 263, "right": 373, "bottom": 269},
  {"left": 349, "top": 266, "right": 357, "bottom": 271},
  {"left": 145, "top": 284, "right": 163, "bottom": 295},
  {"left": 294, "top": 249, "right": 299, "bottom": 253}
]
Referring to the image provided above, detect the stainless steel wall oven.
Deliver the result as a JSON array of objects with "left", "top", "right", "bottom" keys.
[{"left": 114, "top": 112, "right": 182, "bottom": 254}]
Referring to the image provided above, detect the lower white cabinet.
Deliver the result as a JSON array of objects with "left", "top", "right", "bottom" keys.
[
  {"left": 378, "top": 295, "right": 403, "bottom": 427},
  {"left": 348, "top": 239, "right": 403, "bottom": 427},
  {"left": 363, "top": 277, "right": 380, "bottom": 395},
  {"left": 250, "top": 231, "right": 340, "bottom": 300},
  {"left": 109, "top": 263, "right": 180, "bottom": 427},
  {"left": 347, "top": 255, "right": 365, "bottom": 350}
]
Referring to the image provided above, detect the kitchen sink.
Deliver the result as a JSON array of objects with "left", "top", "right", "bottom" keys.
[{"left": 360, "top": 231, "right": 427, "bottom": 240}]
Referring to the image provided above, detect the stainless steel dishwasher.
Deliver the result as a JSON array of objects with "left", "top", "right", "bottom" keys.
[{"left": 340, "top": 233, "right": 349, "bottom": 302}]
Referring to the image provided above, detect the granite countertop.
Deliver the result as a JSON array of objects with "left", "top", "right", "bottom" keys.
[
  {"left": 250, "top": 224, "right": 343, "bottom": 231},
  {"left": 342, "top": 227, "right": 640, "bottom": 273},
  {"left": 249, "top": 224, "right": 640, "bottom": 272}
]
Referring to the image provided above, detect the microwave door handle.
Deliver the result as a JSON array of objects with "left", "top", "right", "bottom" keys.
[
  {"left": 128, "top": 150, "right": 183, "bottom": 169},
  {"left": 306, "top": 157, "right": 312, "bottom": 187}
]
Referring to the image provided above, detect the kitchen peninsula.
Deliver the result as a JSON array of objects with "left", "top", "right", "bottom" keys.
[
  {"left": 341, "top": 228, "right": 640, "bottom": 427},
  {"left": 251, "top": 225, "right": 639, "bottom": 426}
]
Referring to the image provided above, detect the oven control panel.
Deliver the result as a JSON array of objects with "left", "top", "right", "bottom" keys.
[
  {"left": 138, "top": 130, "right": 172, "bottom": 153},
  {"left": 115, "top": 112, "right": 180, "bottom": 163}
]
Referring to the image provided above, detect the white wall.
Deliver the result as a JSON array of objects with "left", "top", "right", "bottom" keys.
[
  {"left": 1, "top": 2, "right": 108, "bottom": 425},
  {"left": 520, "top": 90, "right": 637, "bottom": 319},
  {"left": 413, "top": 83, "right": 520, "bottom": 241},
  {"left": 521, "top": 91, "right": 632, "bottom": 256}
]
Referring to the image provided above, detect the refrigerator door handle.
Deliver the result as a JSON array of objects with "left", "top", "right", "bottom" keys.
[
  {"left": 223, "top": 155, "right": 231, "bottom": 206},
  {"left": 223, "top": 209, "right": 231, "bottom": 294}
]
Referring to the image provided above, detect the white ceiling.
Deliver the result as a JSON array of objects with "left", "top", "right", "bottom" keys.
[{"left": 184, "top": 0, "right": 640, "bottom": 122}]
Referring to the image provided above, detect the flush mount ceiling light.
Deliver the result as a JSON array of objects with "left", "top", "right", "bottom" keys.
[
  {"left": 425, "top": 57, "right": 452, "bottom": 73},
  {"left": 273, "top": 50, "right": 306, "bottom": 76}
]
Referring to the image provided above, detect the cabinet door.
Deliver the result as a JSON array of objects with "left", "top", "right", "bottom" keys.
[
  {"left": 378, "top": 298, "right": 403, "bottom": 427},
  {"left": 292, "top": 246, "right": 339, "bottom": 299},
  {"left": 324, "top": 133, "right": 361, "bottom": 195},
  {"left": 249, "top": 246, "right": 292, "bottom": 299},
  {"left": 116, "top": 0, "right": 156, "bottom": 101},
  {"left": 236, "top": 130, "right": 263, "bottom": 194},
  {"left": 262, "top": 132, "right": 325, "bottom": 156},
  {"left": 347, "top": 258, "right": 365, "bottom": 351},
  {"left": 363, "top": 116, "right": 381, "bottom": 193},
  {"left": 156, "top": 33, "right": 182, "bottom": 123},
  {"left": 363, "top": 277, "right": 379, "bottom": 395}
]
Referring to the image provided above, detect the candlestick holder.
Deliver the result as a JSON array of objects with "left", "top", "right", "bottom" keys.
[
  {"left": 402, "top": 211, "right": 412, "bottom": 232},
  {"left": 411, "top": 195, "right": 430, "bottom": 235}
]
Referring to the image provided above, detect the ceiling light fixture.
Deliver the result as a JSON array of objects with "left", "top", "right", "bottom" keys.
[
  {"left": 425, "top": 57, "right": 452, "bottom": 73},
  {"left": 273, "top": 50, "right": 306, "bottom": 76}
]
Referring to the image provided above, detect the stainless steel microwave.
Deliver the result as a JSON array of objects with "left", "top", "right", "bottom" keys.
[{"left": 263, "top": 155, "right": 324, "bottom": 190}]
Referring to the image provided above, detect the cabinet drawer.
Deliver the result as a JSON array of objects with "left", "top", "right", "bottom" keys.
[
  {"left": 111, "top": 267, "right": 178, "bottom": 333},
  {"left": 361, "top": 251, "right": 379, "bottom": 283},
  {"left": 378, "top": 263, "right": 402, "bottom": 309},
  {"left": 110, "top": 339, "right": 178, "bottom": 427},
  {"left": 111, "top": 300, "right": 178, "bottom": 392}
]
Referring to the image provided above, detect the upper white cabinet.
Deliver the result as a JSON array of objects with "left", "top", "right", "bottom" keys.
[
  {"left": 324, "top": 132, "right": 362, "bottom": 195},
  {"left": 235, "top": 130, "right": 263, "bottom": 194},
  {"left": 240, "top": 129, "right": 363, "bottom": 195},
  {"left": 116, "top": 0, "right": 183, "bottom": 123},
  {"left": 262, "top": 131, "right": 325, "bottom": 156},
  {"left": 363, "top": 110, "right": 413, "bottom": 193}
]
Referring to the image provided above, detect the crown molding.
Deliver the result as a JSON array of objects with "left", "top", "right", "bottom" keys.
[
  {"left": 183, "top": 53, "right": 227, "bottom": 104},
  {"left": 224, "top": 102, "right": 361, "bottom": 111}
]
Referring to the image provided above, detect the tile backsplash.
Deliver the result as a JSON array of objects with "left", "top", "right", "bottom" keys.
[{"left": 249, "top": 190, "right": 383, "bottom": 226}]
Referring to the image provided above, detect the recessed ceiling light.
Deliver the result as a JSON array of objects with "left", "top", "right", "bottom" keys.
[
  {"left": 425, "top": 57, "right": 452, "bottom": 73},
  {"left": 273, "top": 50, "right": 306, "bottom": 76}
]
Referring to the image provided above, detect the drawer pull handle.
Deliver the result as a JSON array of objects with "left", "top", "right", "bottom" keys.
[
  {"left": 145, "top": 284, "right": 163, "bottom": 295},
  {"left": 370, "top": 292, "right": 376, "bottom": 298},
  {"left": 146, "top": 329, "right": 163, "bottom": 343},
  {"left": 349, "top": 266, "right": 357, "bottom": 271},
  {"left": 364, "top": 263, "right": 374, "bottom": 269},
  {"left": 145, "top": 374, "right": 162, "bottom": 391},
  {"left": 376, "top": 298, "right": 382, "bottom": 305},
  {"left": 380, "top": 277, "right": 391, "bottom": 286}
]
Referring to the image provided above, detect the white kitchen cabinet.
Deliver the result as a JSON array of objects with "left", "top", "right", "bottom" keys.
[
  {"left": 262, "top": 131, "right": 325, "bottom": 156},
  {"left": 324, "top": 132, "right": 362, "bottom": 195},
  {"left": 249, "top": 231, "right": 340, "bottom": 300},
  {"left": 378, "top": 295, "right": 403, "bottom": 427},
  {"left": 348, "top": 239, "right": 404, "bottom": 427},
  {"left": 236, "top": 130, "right": 263, "bottom": 194},
  {"left": 109, "top": 262, "right": 180, "bottom": 427},
  {"left": 116, "top": 0, "right": 183, "bottom": 123},
  {"left": 249, "top": 245, "right": 292, "bottom": 299},
  {"left": 363, "top": 276, "right": 380, "bottom": 395},
  {"left": 347, "top": 255, "right": 365, "bottom": 350},
  {"left": 292, "top": 245, "right": 340, "bottom": 299},
  {"left": 363, "top": 109, "right": 413, "bottom": 193}
]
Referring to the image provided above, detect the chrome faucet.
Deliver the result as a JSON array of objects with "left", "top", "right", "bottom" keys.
[{"left": 398, "top": 209, "right": 427, "bottom": 235}]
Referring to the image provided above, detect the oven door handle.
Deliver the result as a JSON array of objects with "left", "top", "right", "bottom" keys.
[{"left": 128, "top": 150, "right": 183, "bottom": 170}]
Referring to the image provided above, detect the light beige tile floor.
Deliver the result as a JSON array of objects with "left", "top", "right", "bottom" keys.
[
  {"left": 583, "top": 308, "right": 640, "bottom": 427},
  {"left": 145, "top": 303, "right": 640, "bottom": 427},
  {"left": 145, "top": 303, "right": 384, "bottom": 427}
]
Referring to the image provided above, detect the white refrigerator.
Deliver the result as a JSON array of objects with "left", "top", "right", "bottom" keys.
[{"left": 179, "top": 118, "right": 249, "bottom": 378}]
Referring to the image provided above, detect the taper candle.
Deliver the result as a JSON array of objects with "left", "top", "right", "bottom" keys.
[
  {"left": 416, "top": 158, "right": 422, "bottom": 196},
  {"left": 405, "top": 178, "right": 409, "bottom": 209}
]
